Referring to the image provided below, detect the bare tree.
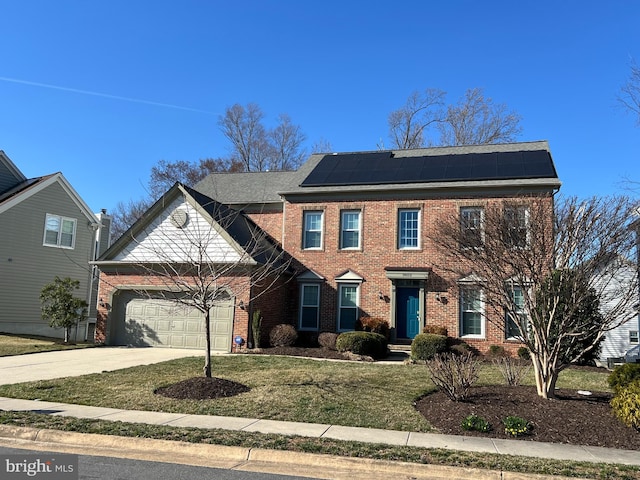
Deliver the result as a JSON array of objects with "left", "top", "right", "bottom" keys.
[
  {"left": 387, "top": 88, "right": 522, "bottom": 148},
  {"left": 430, "top": 195, "right": 639, "bottom": 399},
  {"left": 110, "top": 197, "right": 154, "bottom": 242},
  {"left": 268, "top": 113, "right": 307, "bottom": 171},
  {"left": 387, "top": 88, "right": 446, "bottom": 149},
  {"left": 218, "top": 103, "right": 308, "bottom": 172},
  {"left": 218, "top": 103, "right": 270, "bottom": 172},
  {"left": 114, "top": 184, "right": 291, "bottom": 377},
  {"left": 619, "top": 60, "right": 640, "bottom": 125},
  {"left": 439, "top": 88, "right": 523, "bottom": 146}
]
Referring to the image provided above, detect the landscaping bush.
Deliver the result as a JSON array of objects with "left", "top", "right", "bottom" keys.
[
  {"left": 517, "top": 346, "right": 531, "bottom": 360},
  {"left": 269, "top": 324, "right": 298, "bottom": 347},
  {"left": 425, "top": 352, "right": 479, "bottom": 401},
  {"left": 423, "top": 325, "right": 448, "bottom": 336},
  {"left": 461, "top": 414, "right": 491, "bottom": 432},
  {"left": 447, "top": 338, "right": 474, "bottom": 356},
  {"left": 318, "top": 332, "right": 339, "bottom": 350},
  {"left": 503, "top": 416, "right": 532, "bottom": 436},
  {"left": 411, "top": 333, "right": 448, "bottom": 362},
  {"left": 608, "top": 363, "right": 640, "bottom": 393},
  {"left": 487, "top": 345, "right": 506, "bottom": 357},
  {"left": 492, "top": 356, "right": 531, "bottom": 386},
  {"left": 335, "top": 331, "right": 388, "bottom": 359},
  {"left": 356, "top": 316, "right": 391, "bottom": 339},
  {"left": 610, "top": 380, "right": 640, "bottom": 430}
]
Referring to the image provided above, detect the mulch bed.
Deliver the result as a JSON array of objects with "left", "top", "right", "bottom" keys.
[
  {"left": 154, "top": 377, "right": 250, "bottom": 400},
  {"left": 244, "top": 346, "right": 352, "bottom": 360},
  {"left": 415, "top": 385, "right": 640, "bottom": 450}
]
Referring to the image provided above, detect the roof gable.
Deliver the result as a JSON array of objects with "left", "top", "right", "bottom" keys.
[
  {"left": 98, "top": 183, "right": 282, "bottom": 266},
  {"left": 0, "top": 171, "right": 97, "bottom": 222},
  {"left": 0, "top": 151, "right": 27, "bottom": 194}
]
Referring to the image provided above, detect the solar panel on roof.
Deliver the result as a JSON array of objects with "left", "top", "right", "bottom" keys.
[{"left": 300, "top": 150, "right": 557, "bottom": 187}]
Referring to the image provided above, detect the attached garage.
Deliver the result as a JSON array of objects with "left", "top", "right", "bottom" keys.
[{"left": 111, "top": 291, "right": 234, "bottom": 352}]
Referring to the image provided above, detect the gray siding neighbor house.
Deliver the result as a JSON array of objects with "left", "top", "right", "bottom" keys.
[{"left": 0, "top": 151, "right": 110, "bottom": 341}]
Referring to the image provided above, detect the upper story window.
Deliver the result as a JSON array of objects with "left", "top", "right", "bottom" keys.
[
  {"left": 43, "top": 214, "right": 77, "bottom": 249},
  {"left": 460, "top": 207, "right": 484, "bottom": 248},
  {"left": 303, "top": 211, "right": 323, "bottom": 250},
  {"left": 630, "top": 331, "right": 639, "bottom": 344},
  {"left": 460, "top": 286, "right": 484, "bottom": 338},
  {"left": 398, "top": 209, "right": 420, "bottom": 249},
  {"left": 340, "top": 210, "right": 361, "bottom": 249},
  {"left": 504, "top": 206, "right": 530, "bottom": 249}
]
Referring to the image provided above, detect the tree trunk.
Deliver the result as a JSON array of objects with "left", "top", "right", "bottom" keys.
[
  {"left": 531, "top": 353, "right": 559, "bottom": 399},
  {"left": 203, "top": 310, "right": 212, "bottom": 378},
  {"left": 64, "top": 326, "right": 70, "bottom": 344}
]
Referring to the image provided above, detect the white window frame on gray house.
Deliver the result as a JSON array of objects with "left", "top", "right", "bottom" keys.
[
  {"left": 631, "top": 330, "right": 639, "bottom": 344},
  {"left": 398, "top": 208, "right": 420, "bottom": 250},
  {"left": 302, "top": 210, "right": 323, "bottom": 250},
  {"left": 340, "top": 209, "right": 361, "bottom": 250},
  {"left": 43, "top": 214, "right": 77, "bottom": 249}
]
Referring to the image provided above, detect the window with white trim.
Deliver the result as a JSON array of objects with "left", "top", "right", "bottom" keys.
[
  {"left": 340, "top": 210, "right": 361, "bottom": 249},
  {"left": 460, "top": 287, "right": 484, "bottom": 337},
  {"left": 298, "top": 284, "right": 320, "bottom": 331},
  {"left": 460, "top": 207, "right": 484, "bottom": 248},
  {"left": 398, "top": 209, "right": 420, "bottom": 249},
  {"left": 630, "top": 331, "right": 639, "bottom": 344},
  {"left": 504, "top": 206, "right": 530, "bottom": 249},
  {"left": 43, "top": 214, "right": 77, "bottom": 249},
  {"left": 505, "top": 286, "right": 528, "bottom": 339},
  {"left": 338, "top": 283, "right": 359, "bottom": 331},
  {"left": 303, "top": 211, "right": 323, "bottom": 249}
]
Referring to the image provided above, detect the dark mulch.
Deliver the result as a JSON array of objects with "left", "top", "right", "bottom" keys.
[
  {"left": 154, "top": 377, "right": 250, "bottom": 400},
  {"left": 246, "top": 346, "right": 352, "bottom": 360},
  {"left": 415, "top": 385, "right": 640, "bottom": 450}
]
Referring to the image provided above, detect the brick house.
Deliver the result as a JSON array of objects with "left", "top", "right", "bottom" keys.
[{"left": 94, "top": 141, "right": 560, "bottom": 353}]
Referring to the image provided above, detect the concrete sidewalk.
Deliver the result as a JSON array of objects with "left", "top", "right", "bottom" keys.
[{"left": 1, "top": 396, "right": 638, "bottom": 467}]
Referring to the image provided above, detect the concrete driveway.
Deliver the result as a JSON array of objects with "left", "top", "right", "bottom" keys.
[{"left": 0, "top": 347, "right": 204, "bottom": 385}]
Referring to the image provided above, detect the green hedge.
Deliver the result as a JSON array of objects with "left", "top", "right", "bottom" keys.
[
  {"left": 411, "top": 333, "right": 448, "bottom": 362},
  {"left": 608, "top": 363, "right": 640, "bottom": 393},
  {"left": 611, "top": 380, "right": 640, "bottom": 430},
  {"left": 335, "top": 331, "right": 388, "bottom": 359}
]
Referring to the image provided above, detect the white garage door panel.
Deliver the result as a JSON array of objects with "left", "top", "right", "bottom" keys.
[{"left": 115, "top": 293, "right": 233, "bottom": 352}]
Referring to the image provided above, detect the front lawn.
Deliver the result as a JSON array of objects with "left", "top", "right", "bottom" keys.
[
  {"left": 0, "top": 355, "right": 611, "bottom": 432},
  {"left": 0, "top": 333, "right": 93, "bottom": 357}
]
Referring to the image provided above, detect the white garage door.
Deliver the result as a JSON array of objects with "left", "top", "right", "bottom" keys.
[{"left": 113, "top": 292, "right": 234, "bottom": 351}]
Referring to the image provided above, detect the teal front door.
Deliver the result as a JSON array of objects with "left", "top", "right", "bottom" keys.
[{"left": 397, "top": 287, "right": 420, "bottom": 339}]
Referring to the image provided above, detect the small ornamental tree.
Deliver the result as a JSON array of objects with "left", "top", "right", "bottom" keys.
[
  {"left": 430, "top": 195, "right": 639, "bottom": 399},
  {"left": 40, "top": 276, "right": 88, "bottom": 343}
]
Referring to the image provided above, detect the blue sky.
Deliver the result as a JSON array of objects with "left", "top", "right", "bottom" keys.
[{"left": 1, "top": 1, "right": 638, "bottom": 212}]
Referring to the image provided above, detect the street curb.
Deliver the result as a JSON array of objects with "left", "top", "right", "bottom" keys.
[{"left": 0, "top": 425, "right": 577, "bottom": 480}]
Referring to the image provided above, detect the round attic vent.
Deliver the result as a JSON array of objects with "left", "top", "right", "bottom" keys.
[{"left": 170, "top": 209, "right": 189, "bottom": 228}]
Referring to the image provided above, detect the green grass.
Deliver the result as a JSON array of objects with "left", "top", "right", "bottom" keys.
[
  {"left": 0, "top": 333, "right": 94, "bottom": 357},
  {"left": 0, "top": 355, "right": 612, "bottom": 432},
  {"left": 1, "top": 411, "right": 638, "bottom": 479}
]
